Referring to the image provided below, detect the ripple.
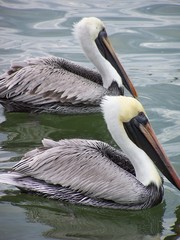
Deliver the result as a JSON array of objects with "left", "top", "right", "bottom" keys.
[
  {"left": 152, "top": 108, "right": 180, "bottom": 142},
  {"left": 136, "top": 3, "right": 180, "bottom": 16},
  {"left": 141, "top": 42, "right": 180, "bottom": 50}
]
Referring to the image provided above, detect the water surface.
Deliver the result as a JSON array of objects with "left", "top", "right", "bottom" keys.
[{"left": 0, "top": 0, "right": 180, "bottom": 239}]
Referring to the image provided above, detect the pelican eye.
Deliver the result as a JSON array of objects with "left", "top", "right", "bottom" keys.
[
  {"left": 97, "top": 27, "right": 107, "bottom": 40},
  {"left": 101, "top": 27, "right": 107, "bottom": 36},
  {"left": 123, "top": 112, "right": 149, "bottom": 149},
  {"left": 95, "top": 29, "right": 108, "bottom": 58},
  {"left": 103, "top": 29, "right": 108, "bottom": 38},
  {"left": 136, "top": 112, "right": 148, "bottom": 126}
]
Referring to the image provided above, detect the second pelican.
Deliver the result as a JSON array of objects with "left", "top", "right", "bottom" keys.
[
  {"left": 0, "top": 96, "right": 179, "bottom": 210},
  {"left": 0, "top": 17, "right": 137, "bottom": 114}
]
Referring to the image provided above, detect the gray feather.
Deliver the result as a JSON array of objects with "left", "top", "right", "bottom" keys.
[
  {"left": 0, "top": 57, "right": 121, "bottom": 113},
  {"left": 12, "top": 138, "right": 149, "bottom": 205}
]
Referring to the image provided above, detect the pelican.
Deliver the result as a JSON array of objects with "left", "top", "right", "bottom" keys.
[
  {"left": 0, "top": 96, "right": 179, "bottom": 210},
  {"left": 0, "top": 17, "right": 137, "bottom": 114}
]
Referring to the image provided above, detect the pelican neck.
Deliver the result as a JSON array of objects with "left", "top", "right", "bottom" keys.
[{"left": 79, "top": 37, "right": 122, "bottom": 89}]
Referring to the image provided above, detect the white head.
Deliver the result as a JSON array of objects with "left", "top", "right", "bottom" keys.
[
  {"left": 73, "top": 17, "right": 105, "bottom": 43},
  {"left": 101, "top": 95, "right": 146, "bottom": 131}
]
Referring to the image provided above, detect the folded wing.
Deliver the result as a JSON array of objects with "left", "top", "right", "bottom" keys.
[{"left": 13, "top": 138, "right": 149, "bottom": 205}]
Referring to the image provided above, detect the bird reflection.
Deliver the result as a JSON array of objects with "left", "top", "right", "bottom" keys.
[
  {"left": 164, "top": 206, "right": 180, "bottom": 240},
  {"left": 0, "top": 111, "right": 106, "bottom": 153},
  {"left": 0, "top": 193, "right": 166, "bottom": 240}
]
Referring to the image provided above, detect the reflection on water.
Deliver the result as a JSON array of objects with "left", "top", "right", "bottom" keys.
[
  {"left": 1, "top": 193, "right": 166, "bottom": 240},
  {"left": 0, "top": 111, "right": 109, "bottom": 154},
  {"left": 0, "top": 0, "right": 180, "bottom": 239},
  {"left": 164, "top": 207, "right": 180, "bottom": 240}
]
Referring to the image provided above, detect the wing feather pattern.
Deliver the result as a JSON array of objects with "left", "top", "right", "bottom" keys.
[
  {"left": 13, "top": 138, "right": 149, "bottom": 205},
  {"left": 0, "top": 57, "right": 106, "bottom": 106}
]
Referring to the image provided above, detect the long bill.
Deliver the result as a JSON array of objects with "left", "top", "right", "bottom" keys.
[
  {"left": 123, "top": 114, "right": 180, "bottom": 190},
  {"left": 95, "top": 29, "right": 138, "bottom": 98}
]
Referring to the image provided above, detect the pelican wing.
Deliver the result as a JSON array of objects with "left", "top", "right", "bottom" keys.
[
  {"left": 13, "top": 138, "right": 149, "bottom": 205},
  {"left": 0, "top": 57, "right": 105, "bottom": 106}
]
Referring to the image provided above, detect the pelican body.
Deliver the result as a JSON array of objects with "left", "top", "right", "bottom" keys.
[
  {"left": 0, "top": 17, "right": 137, "bottom": 114},
  {"left": 0, "top": 96, "right": 179, "bottom": 210}
]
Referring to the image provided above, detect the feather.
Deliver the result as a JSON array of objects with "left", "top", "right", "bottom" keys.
[{"left": 13, "top": 138, "right": 148, "bottom": 205}]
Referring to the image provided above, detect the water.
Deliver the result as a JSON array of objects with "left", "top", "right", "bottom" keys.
[{"left": 0, "top": 0, "right": 180, "bottom": 239}]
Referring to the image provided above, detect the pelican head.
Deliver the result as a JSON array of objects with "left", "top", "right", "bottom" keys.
[
  {"left": 74, "top": 17, "right": 104, "bottom": 41},
  {"left": 73, "top": 17, "right": 137, "bottom": 98},
  {"left": 101, "top": 96, "right": 180, "bottom": 190}
]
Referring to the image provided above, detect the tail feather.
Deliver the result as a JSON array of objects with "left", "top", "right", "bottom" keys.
[{"left": 0, "top": 172, "right": 23, "bottom": 187}]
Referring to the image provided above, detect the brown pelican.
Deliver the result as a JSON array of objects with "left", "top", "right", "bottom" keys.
[
  {"left": 0, "top": 17, "right": 137, "bottom": 114},
  {"left": 0, "top": 96, "right": 179, "bottom": 210}
]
